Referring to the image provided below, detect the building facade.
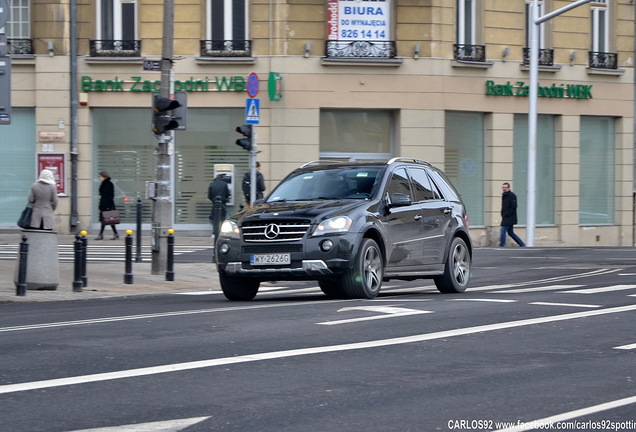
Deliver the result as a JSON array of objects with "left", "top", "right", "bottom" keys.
[{"left": 0, "top": 0, "right": 633, "bottom": 247}]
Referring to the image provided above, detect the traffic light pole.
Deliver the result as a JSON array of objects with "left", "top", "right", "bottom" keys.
[
  {"left": 152, "top": 0, "right": 175, "bottom": 274},
  {"left": 249, "top": 133, "right": 257, "bottom": 206}
]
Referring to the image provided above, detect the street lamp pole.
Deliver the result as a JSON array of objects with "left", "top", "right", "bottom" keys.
[{"left": 526, "top": 0, "right": 593, "bottom": 247}]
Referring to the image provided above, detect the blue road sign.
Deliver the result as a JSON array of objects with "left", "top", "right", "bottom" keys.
[{"left": 246, "top": 98, "right": 260, "bottom": 125}]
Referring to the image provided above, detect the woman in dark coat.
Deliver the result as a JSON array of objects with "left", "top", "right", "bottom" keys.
[
  {"left": 28, "top": 169, "right": 58, "bottom": 230},
  {"left": 96, "top": 171, "right": 119, "bottom": 240}
]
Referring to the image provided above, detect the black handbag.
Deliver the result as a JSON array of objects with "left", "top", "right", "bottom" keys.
[
  {"left": 101, "top": 209, "right": 120, "bottom": 225},
  {"left": 17, "top": 203, "right": 33, "bottom": 229}
]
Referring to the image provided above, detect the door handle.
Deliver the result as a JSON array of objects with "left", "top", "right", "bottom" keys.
[
  {"left": 414, "top": 214, "right": 422, "bottom": 221},
  {"left": 443, "top": 208, "right": 451, "bottom": 215}
]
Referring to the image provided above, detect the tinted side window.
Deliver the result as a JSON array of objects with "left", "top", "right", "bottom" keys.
[
  {"left": 408, "top": 167, "right": 435, "bottom": 201},
  {"left": 428, "top": 168, "right": 461, "bottom": 202},
  {"left": 387, "top": 167, "right": 411, "bottom": 197}
]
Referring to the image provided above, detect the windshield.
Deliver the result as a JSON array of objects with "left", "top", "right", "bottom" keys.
[{"left": 267, "top": 167, "right": 382, "bottom": 202}]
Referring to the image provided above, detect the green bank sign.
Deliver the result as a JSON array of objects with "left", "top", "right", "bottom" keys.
[
  {"left": 486, "top": 80, "right": 593, "bottom": 99},
  {"left": 81, "top": 75, "right": 247, "bottom": 92}
]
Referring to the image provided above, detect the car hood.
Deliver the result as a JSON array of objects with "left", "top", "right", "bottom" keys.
[{"left": 235, "top": 200, "right": 372, "bottom": 223}]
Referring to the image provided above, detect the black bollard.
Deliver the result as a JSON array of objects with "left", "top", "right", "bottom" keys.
[
  {"left": 73, "top": 234, "right": 83, "bottom": 292},
  {"left": 16, "top": 235, "right": 28, "bottom": 296},
  {"left": 80, "top": 231, "right": 88, "bottom": 287},
  {"left": 124, "top": 230, "right": 133, "bottom": 284},
  {"left": 135, "top": 198, "right": 142, "bottom": 262},
  {"left": 166, "top": 229, "right": 174, "bottom": 281}
]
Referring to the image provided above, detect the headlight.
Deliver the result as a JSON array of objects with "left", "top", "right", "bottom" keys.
[
  {"left": 312, "top": 216, "right": 353, "bottom": 236},
  {"left": 220, "top": 220, "right": 240, "bottom": 236}
]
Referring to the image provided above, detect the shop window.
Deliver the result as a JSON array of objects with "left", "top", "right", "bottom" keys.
[
  {"left": 319, "top": 110, "right": 393, "bottom": 160},
  {"left": 580, "top": 116, "right": 615, "bottom": 225},
  {"left": 93, "top": 108, "right": 246, "bottom": 227},
  {"left": 0, "top": 108, "right": 35, "bottom": 224},
  {"left": 513, "top": 114, "right": 556, "bottom": 225},
  {"left": 444, "top": 111, "right": 484, "bottom": 226}
]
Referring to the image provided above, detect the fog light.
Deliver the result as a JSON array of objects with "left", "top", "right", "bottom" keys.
[
  {"left": 320, "top": 239, "right": 334, "bottom": 252},
  {"left": 219, "top": 243, "right": 230, "bottom": 254}
]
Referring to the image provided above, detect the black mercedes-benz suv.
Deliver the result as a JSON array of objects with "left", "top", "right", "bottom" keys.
[{"left": 215, "top": 158, "right": 472, "bottom": 301}]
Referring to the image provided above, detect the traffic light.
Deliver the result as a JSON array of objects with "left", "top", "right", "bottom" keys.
[
  {"left": 235, "top": 124, "right": 253, "bottom": 151},
  {"left": 152, "top": 95, "right": 181, "bottom": 135}
]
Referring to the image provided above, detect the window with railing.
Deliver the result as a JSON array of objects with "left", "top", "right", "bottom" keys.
[
  {"left": 524, "top": 1, "right": 553, "bottom": 66},
  {"left": 6, "top": 0, "right": 33, "bottom": 55},
  {"left": 589, "top": 1, "right": 616, "bottom": 69},
  {"left": 455, "top": 0, "right": 485, "bottom": 62},
  {"left": 201, "top": 0, "right": 249, "bottom": 57},
  {"left": 522, "top": 48, "right": 554, "bottom": 66},
  {"left": 324, "top": 0, "right": 394, "bottom": 59},
  {"left": 92, "top": 0, "right": 140, "bottom": 57}
]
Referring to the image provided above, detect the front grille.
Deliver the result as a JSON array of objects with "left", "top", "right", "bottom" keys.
[
  {"left": 242, "top": 244, "right": 303, "bottom": 254},
  {"left": 242, "top": 220, "right": 311, "bottom": 242}
]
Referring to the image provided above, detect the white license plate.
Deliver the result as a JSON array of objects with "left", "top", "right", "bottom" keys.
[{"left": 250, "top": 253, "right": 291, "bottom": 266}]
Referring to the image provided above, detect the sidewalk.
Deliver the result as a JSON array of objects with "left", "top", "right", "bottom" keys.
[{"left": 0, "top": 232, "right": 221, "bottom": 303}]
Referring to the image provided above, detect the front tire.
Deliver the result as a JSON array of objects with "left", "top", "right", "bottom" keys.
[
  {"left": 434, "top": 237, "right": 471, "bottom": 293},
  {"left": 340, "top": 238, "right": 383, "bottom": 299},
  {"left": 219, "top": 272, "right": 260, "bottom": 301}
]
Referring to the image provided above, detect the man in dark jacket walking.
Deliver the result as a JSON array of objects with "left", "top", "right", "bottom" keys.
[
  {"left": 500, "top": 182, "right": 526, "bottom": 247},
  {"left": 208, "top": 174, "right": 231, "bottom": 239}
]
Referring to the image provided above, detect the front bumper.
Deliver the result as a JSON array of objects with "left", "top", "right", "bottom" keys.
[{"left": 223, "top": 260, "right": 334, "bottom": 276}]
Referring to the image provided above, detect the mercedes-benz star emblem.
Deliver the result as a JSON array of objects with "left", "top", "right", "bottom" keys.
[{"left": 264, "top": 223, "right": 280, "bottom": 239}]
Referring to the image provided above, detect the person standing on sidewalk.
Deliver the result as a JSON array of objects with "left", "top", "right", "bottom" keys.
[
  {"left": 242, "top": 162, "right": 266, "bottom": 208},
  {"left": 28, "top": 169, "right": 58, "bottom": 230},
  {"left": 500, "top": 182, "right": 525, "bottom": 247},
  {"left": 96, "top": 171, "right": 119, "bottom": 240}
]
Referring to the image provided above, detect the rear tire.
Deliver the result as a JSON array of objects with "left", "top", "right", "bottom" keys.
[
  {"left": 434, "top": 237, "right": 471, "bottom": 293},
  {"left": 219, "top": 272, "right": 260, "bottom": 301},
  {"left": 340, "top": 238, "right": 383, "bottom": 299}
]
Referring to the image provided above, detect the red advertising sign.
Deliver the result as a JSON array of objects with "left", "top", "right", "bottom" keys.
[{"left": 37, "top": 153, "right": 66, "bottom": 195}]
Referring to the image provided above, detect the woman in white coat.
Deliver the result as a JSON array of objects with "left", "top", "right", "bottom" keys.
[{"left": 28, "top": 169, "right": 58, "bottom": 230}]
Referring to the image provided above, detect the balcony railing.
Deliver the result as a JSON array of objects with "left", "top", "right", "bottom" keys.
[
  {"left": 325, "top": 40, "right": 396, "bottom": 59},
  {"left": 453, "top": 44, "right": 487, "bottom": 62},
  {"left": 7, "top": 39, "right": 33, "bottom": 55},
  {"left": 588, "top": 51, "right": 618, "bottom": 69},
  {"left": 89, "top": 40, "right": 142, "bottom": 57},
  {"left": 199, "top": 40, "right": 252, "bottom": 57},
  {"left": 522, "top": 48, "right": 554, "bottom": 66}
]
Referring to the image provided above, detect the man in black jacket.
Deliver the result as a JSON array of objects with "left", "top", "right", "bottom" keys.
[
  {"left": 208, "top": 174, "right": 230, "bottom": 239},
  {"left": 500, "top": 182, "right": 526, "bottom": 247}
]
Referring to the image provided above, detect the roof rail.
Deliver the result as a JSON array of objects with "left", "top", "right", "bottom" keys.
[
  {"left": 387, "top": 157, "right": 431, "bottom": 166},
  {"left": 299, "top": 160, "right": 344, "bottom": 168}
]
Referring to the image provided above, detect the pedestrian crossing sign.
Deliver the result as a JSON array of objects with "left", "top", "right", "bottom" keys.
[{"left": 245, "top": 98, "right": 260, "bottom": 125}]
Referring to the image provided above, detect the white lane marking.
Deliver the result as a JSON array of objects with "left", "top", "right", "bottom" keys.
[
  {"left": 560, "top": 284, "right": 636, "bottom": 294},
  {"left": 0, "top": 300, "right": 354, "bottom": 333},
  {"left": 68, "top": 416, "right": 210, "bottom": 432},
  {"left": 448, "top": 299, "right": 517, "bottom": 303},
  {"left": 614, "top": 343, "right": 636, "bottom": 350},
  {"left": 492, "top": 395, "right": 636, "bottom": 432},
  {"left": 469, "top": 268, "right": 617, "bottom": 292},
  {"left": 2, "top": 304, "right": 636, "bottom": 396},
  {"left": 492, "top": 285, "right": 582, "bottom": 294},
  {"left": 317, "top": 306, "right": 432, "bottom": 325},
  {"left": 529, "top": 302, "right": 601, "bottom": 308}
]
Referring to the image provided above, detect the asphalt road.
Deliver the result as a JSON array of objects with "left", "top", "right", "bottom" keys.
[{"left": 1, "top": 247, "right": 636, "bottom": 432}]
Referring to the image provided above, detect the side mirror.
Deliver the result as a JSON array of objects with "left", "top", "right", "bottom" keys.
[{"left": 387, "top": 193, "right": 411, "bottom": 208}]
